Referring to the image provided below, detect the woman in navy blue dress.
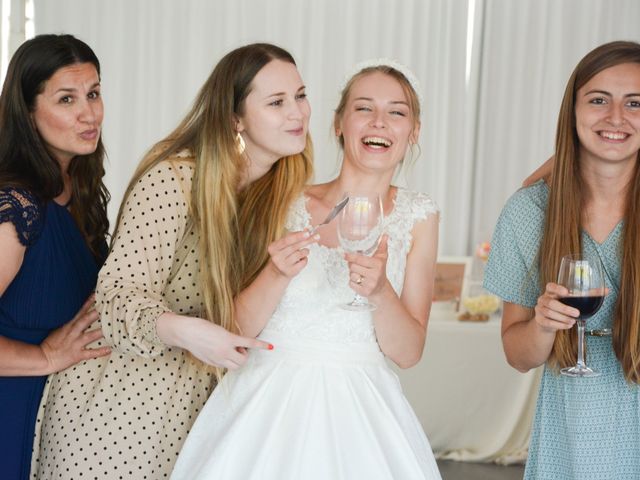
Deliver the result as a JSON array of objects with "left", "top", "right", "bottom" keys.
[{"left": 0, "top": 34, "right": 111, "bottom": 480}]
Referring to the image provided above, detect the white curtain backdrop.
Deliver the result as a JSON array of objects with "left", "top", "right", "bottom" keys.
[
  {"left": 32, "top": 0, "right": 472, "bottom": 252},
  {"left": 25, "top": 0, "right": 640, "bottom": 255},
  {"left": 13, "top": 0, "right": 640, "bottom": 464}
]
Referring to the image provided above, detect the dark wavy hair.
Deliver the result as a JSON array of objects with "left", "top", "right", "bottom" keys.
[{"left": 0, "top": 34, "right": 109, "bottom": 258}]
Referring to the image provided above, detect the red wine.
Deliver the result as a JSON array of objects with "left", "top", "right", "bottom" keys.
[{"left": 559, "top": 296, "right": 605, "bottom": 319}]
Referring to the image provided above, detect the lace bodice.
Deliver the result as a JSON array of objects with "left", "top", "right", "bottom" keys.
[{"left": 263, "top": 188, "right": 438, "bottom": 344}]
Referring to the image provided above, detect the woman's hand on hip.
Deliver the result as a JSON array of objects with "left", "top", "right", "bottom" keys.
[{"left": 40, "top": 294, "right": 112, "bottom": 374}]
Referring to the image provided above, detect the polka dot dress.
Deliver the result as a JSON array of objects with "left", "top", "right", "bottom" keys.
[{"left": 31, "top": 157, "right": 217, "bottom": 479}]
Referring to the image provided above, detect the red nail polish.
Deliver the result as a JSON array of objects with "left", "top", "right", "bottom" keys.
[{"left": 268, "top": 343, "right": 274, "bottom": 350}]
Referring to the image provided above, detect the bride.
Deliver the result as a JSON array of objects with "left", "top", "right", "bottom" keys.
[{"left": 171, "top": 61, "right": 442, "bottom": 480}]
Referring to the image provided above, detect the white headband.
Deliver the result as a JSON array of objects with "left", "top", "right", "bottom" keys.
[{"left": 340, "top": 58, "right": 423, "bottom": 105}]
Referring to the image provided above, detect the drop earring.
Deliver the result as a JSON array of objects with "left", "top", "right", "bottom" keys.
[{"left": 235, "top": 132, "right": 246, "bottom": 155}]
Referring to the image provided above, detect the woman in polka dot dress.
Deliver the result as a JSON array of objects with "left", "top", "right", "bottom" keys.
[
  {"left": 31, "top": 43, "right": 314, "bottom": 479},
  {"left": 485, "top": 41, "right": 640, "bottom": 479}
]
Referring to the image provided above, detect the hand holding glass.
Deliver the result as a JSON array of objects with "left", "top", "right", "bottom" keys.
[
  {"left": 337, "top": 194, "right": 383, "bottom": 311},
  {"left": 557, "top": 253, "right": 606, "bottom": 377}
]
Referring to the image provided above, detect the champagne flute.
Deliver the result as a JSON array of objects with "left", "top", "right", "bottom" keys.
[
  {"left": 557, "top": 253, "right": 606, "bottom": 377},
  {"left": 337, "top": 193, "right": 383, "bottom": 311}
]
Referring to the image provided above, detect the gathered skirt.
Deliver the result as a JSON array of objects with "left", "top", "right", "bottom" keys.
[{"left": 171, "top": 330, "right": 441, "bottom": 480}]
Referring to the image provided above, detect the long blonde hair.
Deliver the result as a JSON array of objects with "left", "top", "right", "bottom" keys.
[
  {"left": 113, "top": 43, "right": 312, "bottom": 345},
  {"left": 540, "top": 41, "right": 640, "bottom": 382}
]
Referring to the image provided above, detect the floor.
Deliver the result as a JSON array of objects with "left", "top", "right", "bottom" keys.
[{"left": 437, "top": 460, "right": 525, "bottom": 480}]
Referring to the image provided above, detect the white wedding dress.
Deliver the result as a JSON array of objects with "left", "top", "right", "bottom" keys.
[{"left": 171, "top": 189, "right": 442, "bottom": 480}]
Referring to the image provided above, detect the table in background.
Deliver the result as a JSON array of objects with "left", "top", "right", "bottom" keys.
[{"left": 394, "top": 308, "right": 542, "bottom": 464}]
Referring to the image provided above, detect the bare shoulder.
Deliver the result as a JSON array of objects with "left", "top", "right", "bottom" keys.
[
  {"left": 404, "top": 191, "right": 439, "bottom": 264},
  {"left": 303, "top": 183, "right": 334, "bottom": 216},
  {"left": 304, "top": 183, "right": 330, "bottom": 203},
  {"left": 0, "top": 219, "right": 23, "bottom": 248},
  {"left": 409, "top": 212, "right": 438, "bottom": 257}
]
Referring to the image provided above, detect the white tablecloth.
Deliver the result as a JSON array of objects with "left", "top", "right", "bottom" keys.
[{"left": 393, "top": 309, "right": 542, "bottom": 464}]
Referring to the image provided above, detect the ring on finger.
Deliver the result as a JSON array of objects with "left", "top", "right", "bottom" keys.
[{"left": 355, "top": 274, "right": 363, "bottom": 285}]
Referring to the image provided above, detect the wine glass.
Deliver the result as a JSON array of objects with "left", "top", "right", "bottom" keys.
[
  {"left": 557, "top": 253, "right": 606, "bottom": 377},
  {"left": 337, "top": 193, "right": 384, "bottom": 311}
]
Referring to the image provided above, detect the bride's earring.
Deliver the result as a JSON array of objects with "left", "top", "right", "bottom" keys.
[{"left": 235, "top": 132, "right": 246, "bottom": 155}]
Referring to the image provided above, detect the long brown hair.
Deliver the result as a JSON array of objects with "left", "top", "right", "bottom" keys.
[
  {"left": 113, "top": 43, "right": 312, "bottom": 346},
  {"left": 540, "top": 41, "right": 640, "bottom": 382},
  {"left": 0, "top": 34, "right": 109, "bottom": 259}
]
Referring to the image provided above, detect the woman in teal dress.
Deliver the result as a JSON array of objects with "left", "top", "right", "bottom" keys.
[
  {"left": 485, "top": 41, "right": 640, "bottom": 479},
  {"left": 0, "top": 35, "right": 111, "bottom": 479}
]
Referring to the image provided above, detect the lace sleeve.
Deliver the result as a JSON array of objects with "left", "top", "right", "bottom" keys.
[
  {"left": 0, "top": 188, "right": 43, "bottom": 246},
  {"left": 409, "top": 191, "right": 439, "bottom": 222},
  {"left": 383, "top": 189, "right": 439, "bottom": 294}
]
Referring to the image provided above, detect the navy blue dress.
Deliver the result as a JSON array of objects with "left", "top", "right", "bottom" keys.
[{"left": 0, "top": 188, "right": 101, "bottom": 480}]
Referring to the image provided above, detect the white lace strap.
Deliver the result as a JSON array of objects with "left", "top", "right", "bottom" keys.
[
  {"left": 385, "top": 189, "right": 438, "bottom": 238},
  {"left": 407, "top": 190, "right": 439, "bottom": 223},
  {"left": 284, "top": 194, "right": 312, "bottom": 232}
]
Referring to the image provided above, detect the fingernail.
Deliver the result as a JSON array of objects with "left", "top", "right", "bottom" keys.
[
  {"left": 313, "top": 234, "right": 320, "bottom": 241},
  {"left": 268, "top": 343, "right": 274, "bottom": 350}
]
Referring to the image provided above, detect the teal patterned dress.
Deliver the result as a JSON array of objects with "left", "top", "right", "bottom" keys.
[{"left": 484, "top": 181, "right": 640, "bottom": 480}]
